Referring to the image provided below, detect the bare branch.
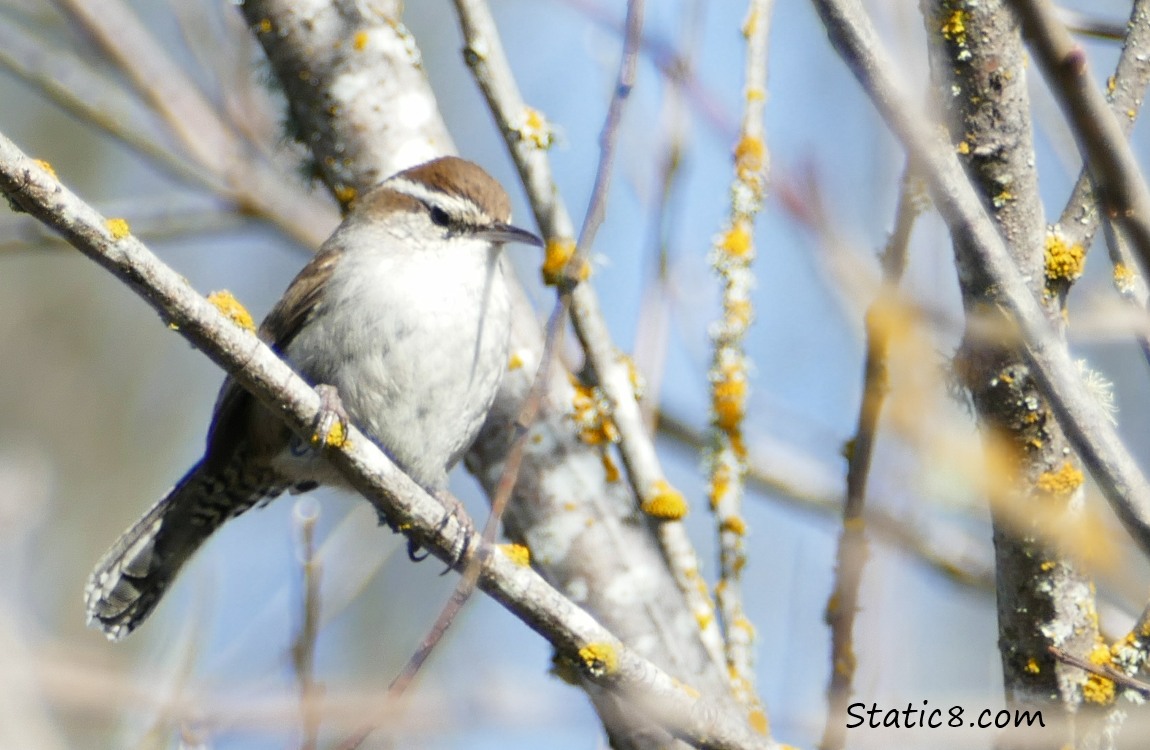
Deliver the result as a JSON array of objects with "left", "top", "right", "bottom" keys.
[{"left": 708, "top": 0, "right": 773, "bottom": 718}]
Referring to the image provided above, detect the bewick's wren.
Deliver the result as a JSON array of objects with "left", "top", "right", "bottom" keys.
[{"left": 85, "top": 157, "right": 541, "bottom": 640}]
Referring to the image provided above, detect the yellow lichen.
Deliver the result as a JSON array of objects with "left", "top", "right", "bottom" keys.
[
  {"left": 1114, "top": 262, "right": 1137, "bottom": 294},
  {"left": 941, "top": 9, "right": 968, "bottom": 45},
  {"left": 104, "top": 218, "right": 131, "bottom": 240},
  {"left": 499, "top": 543, "right": 531, "bottom": 567},
  {"left": 311, "top": 418, "right": 348, "bottom": 448},
  {"left": 712, "top": 374, "right": 748, "bottom": 431},
  {"left": 570, "top": 377, "right": 619, "bottom": 446},
  {"left": 600, "top": 451, "right": 620, "bottom": 483},
  {"left": 748, "top": 709, "right": 769, "bottom": 735},
  {"left": 578, "top": 642, "right": 619, "bottom": 677},
  {"left": 622, "top": 354, "right": 645, "bottom": 401},
  {"left": 334, "top": 185, "right": 358, "bottom": 208},
  {"left": 541, "top": 237, "right": 588, "bottom": 285},
  {"left": 353, "top": 30, "right": 369, "bottom": 51},
  {"left": 1044, "top": 231, "right": 1085, "bottom": 282},
  {"left": 257, "top": 18, "right": 272, "bottom": 34},
  {"left": 207, "top": 290, "right": 256, "bottom": 333},
  {"left": 718, "top": 221, "right": 753, "bottom": 259},
  {"left": 708, "top": 463, "right": 732, "bottom": 510},
  {"left": 1036, "top": 461, "right": 1084, "bottom": 496},
  {"left": 1083, "top": 671, "right": 1116, "bottom": 705},
  {"left": 734, "top": 135, "right": 766, "bottom": 182},
  {"left": 508, "top": 351, "right": 524, "bottom": 370},
  {"left": 720, "top": 516, "right": 747, "bottom": 535},
  {"left": 33, "top": 159, "right": 57, "bottom": 179},
  {"left": 641, "top": 479, "right": 688, "bottom": 520},
  {"left": 726, "top": 298, "right": 753, "bottom": 330},
  {"left": 695, "top": 611, "right": 714, "bottom": 631},
  {"left": 518, "top": 106, "right": 554, "bottom": 149},
  {"left": 1108, "top": 76, "right": 1117, "bottom": 94},
  {"left": 956, "top": 140, "right": 970, "bottom": 155},
  {"left": 992, "top": 189, "right": 1014, "bottom": 208},
  {"left": 1024, "top": 658, "right": 1040, "bottom": 674}
]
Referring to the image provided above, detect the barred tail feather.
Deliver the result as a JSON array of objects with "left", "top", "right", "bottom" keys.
[{"left": 84, "top": 461, "right": 272, "bottom": 640}]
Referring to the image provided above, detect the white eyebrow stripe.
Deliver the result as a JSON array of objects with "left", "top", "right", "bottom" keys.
[{"left": 386, "top": 177, "right": 481, "bottom": 219}]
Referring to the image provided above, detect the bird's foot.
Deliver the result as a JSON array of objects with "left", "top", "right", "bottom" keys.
[
  {"left": 406, "top": 489, "right": 474, "bottom": 574},
  {"left": 311, "top": 384, "right": 350, "bottom": 448}
]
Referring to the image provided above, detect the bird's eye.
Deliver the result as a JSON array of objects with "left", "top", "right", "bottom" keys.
[{"left": 429, "top": 206, "right": 451, "bottom": 227}]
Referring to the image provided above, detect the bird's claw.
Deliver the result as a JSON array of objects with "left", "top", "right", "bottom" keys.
[{"left": 311, "top": 384, "right": 350, "bottom": 448}]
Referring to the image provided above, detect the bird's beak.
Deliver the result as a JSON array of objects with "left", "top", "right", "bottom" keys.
[{"left": 481, "top": 222, "right": 543, "bottom": 247}]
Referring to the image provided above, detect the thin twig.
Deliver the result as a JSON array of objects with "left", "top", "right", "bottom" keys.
[
  {"left": 558, "top": 0, "right": 737, "bottom": 140},
  {"left": 819, "top": 164, "right": 921, "bottom": 750},
  {"left": 634, "top": 0, "right": 705, "bottom": 430},
  {"left": 52, "top": 0, "right": 337, "bottom": 247},
  {"left": 812, "top": 0, "right": 1150, "bottom": 561},
  {"left": 0, "top": 133, "right": 773, "bottom": 750},
  {"left": 1048, "top": 646, "right": 1150, "bottom": 698},
  {"left": 709, "top": 0, "right": 772, "bottom": 715},
  {"left": 290, "top": 498, "right": 323, "bottom": 750}
]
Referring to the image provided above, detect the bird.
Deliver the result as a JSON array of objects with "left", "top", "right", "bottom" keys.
[{"left": 85, "top": 156, "right": 542, "bottom": 640}]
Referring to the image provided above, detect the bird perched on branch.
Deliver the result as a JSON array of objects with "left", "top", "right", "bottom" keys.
[{"left": 86, "top": 157, "right": 542, "bottom": 640}]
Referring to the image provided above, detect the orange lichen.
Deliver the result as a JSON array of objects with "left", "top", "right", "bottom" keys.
[
  {"left": 1114, "top": 262, "right": 1137, "bottom": 294},
  {"left": 570, "top": 377, "right": 619, "bottom": 446},
  {"left": 499, "top": 543, "right": 531, "bottom": 567},
  {"left": 518, "top": 107, "right": 554, "bottom": 149},
  {"left": 104, "top": 218, "right": 131, "bottom": 240},
  {"left": 718, "top": 221, "right": 753, "bottom": 259},
  {"left": 578, "top": 642, "right": 619, "bottom": 677},
  {"left": 748, "top": 709, "right": 769, "bottom": 735},
  {"left": 709, "top": 463, "right": 732, "bottom": 510},
  {"left": 207, "top": 290, "right": 256, "bottom": 333},
  {"left": 941, "top": 9, "right": 968, "bottom": 44},
  {"left": 734, "top": 135, "right": 765, "bottom": 182},
  {"left": 1083, "top": 644, "right": 1116, "bottom": 705},
  {"left": 1044, "top": 231, "right": 1085, "bottom": 282},
  {"left": 311, "top": 418, "right": 348, "bottom": 448},
  {"left": 541, "top": 237, "right": 587, "bottom": 285},
  {"left": 720, "top": 516, "right": 747, "bottom": 535},
  {"left": 712, "top": 374, "right": 748, "bottom": 431},
  {"left": 334, "top": 185, "right": 358, "bottom": 208},
  {"left": 33, "top": 159, "right": 57, "bottom": 179},
  {"left": 641, "top": 479, "right": 688, "bottom": 520},
  {"left": 600, "top": 451, "right": 620, "bottom": 483},
  {"left": 1036, "top": 461, "right": 1084, "bottom": 496}
]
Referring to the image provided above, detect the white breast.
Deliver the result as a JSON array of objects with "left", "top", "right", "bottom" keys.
[{"left": 277, "top": 229, "right": 511, "bottom": 490}]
